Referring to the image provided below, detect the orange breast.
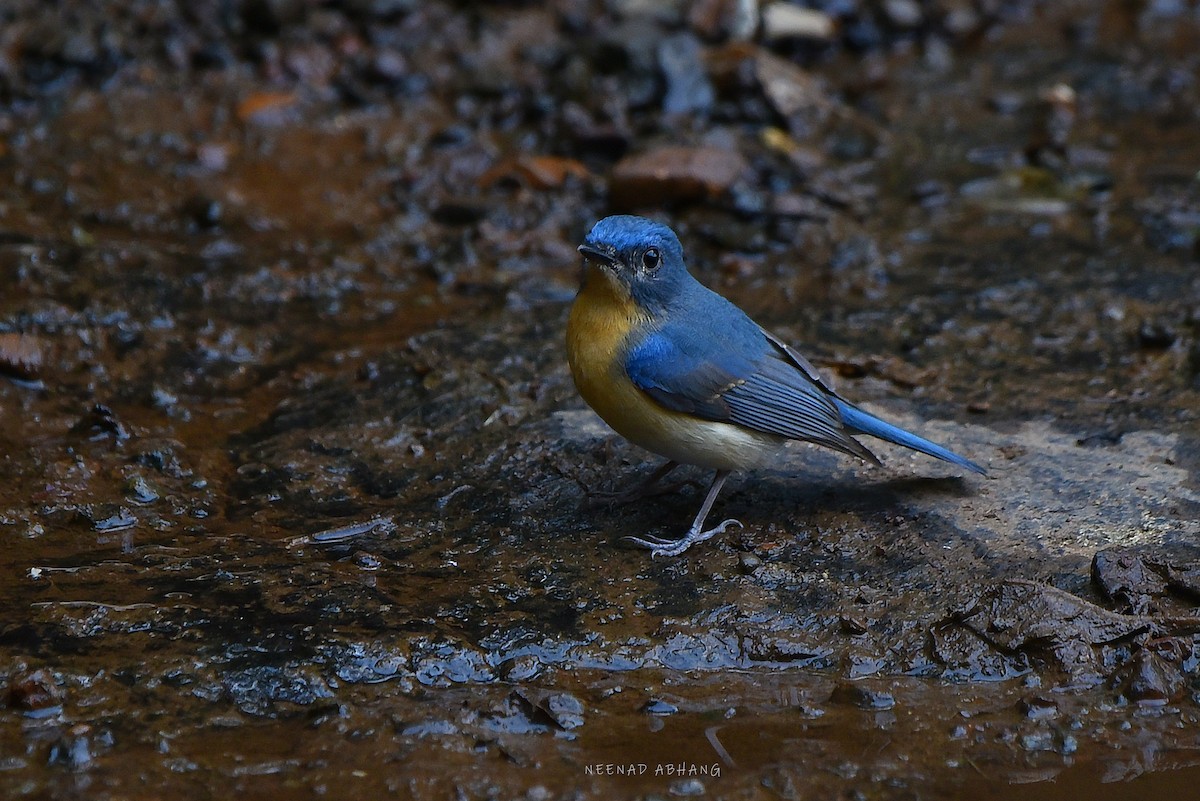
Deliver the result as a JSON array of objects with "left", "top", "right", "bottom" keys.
[{"left": 565, "top": 269, "right": 781, "bottom": 471}]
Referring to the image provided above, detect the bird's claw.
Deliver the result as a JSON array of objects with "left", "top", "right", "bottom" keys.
[
  {"left": 622, "top": 518, "right": 743, "bottom": 558},
  {"left": 622, "top": 533, "right": 677, "bottom": 547}
]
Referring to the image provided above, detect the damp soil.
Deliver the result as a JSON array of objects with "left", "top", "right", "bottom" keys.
[{"left": 2, "top": 1, "right": 1200, "bottom": 799}]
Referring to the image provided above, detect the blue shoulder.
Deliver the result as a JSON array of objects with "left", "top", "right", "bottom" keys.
[
  {"left": 624, "top": 285, "right": 769, "bottom": 411},
  {"left": 625, "top": 331, "right": 683, "bottom": 391}
]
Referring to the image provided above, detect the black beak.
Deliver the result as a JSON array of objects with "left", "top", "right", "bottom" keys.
[{"left": 578, "top": 242, "right": 617, "bottom": 266}]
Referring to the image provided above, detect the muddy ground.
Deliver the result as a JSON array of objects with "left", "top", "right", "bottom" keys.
[{"left": 2, "top": 1, "right": 1200, "bottom": 799}]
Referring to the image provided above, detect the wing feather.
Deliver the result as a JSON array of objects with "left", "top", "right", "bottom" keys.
[
  {"left": 624, "top": 323, "right": 878, "bottom": 464},
  {"left": 725, "top": 356, "right": 878, "bottom": 463}
]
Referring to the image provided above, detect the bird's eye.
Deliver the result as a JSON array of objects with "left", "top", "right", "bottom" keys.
[{"left": 642, "top": 248, "right": 661, "bottom": 270}]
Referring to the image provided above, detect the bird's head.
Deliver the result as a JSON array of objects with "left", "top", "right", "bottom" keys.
[{"left": 577, "top": 215, "right": 689, "bottom": 313}]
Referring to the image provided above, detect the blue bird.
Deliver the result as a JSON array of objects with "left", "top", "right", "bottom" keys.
[{"left": 566, "top": 215, "right": 986, "bottom": 557}]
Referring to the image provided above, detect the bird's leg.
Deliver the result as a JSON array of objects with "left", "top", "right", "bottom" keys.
[
  {"left": 586, "top": 460, "right": 681, "bottom": 507},
  {"left": 624, "top": 469, "right": 742, "bottom": 557}
]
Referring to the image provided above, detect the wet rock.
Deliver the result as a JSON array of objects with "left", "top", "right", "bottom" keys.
[
  {"left": 1018, "top": 730, "right": 1058, "bottom": 753},
  {"left": 704, "top": 39, "right": 759, "bottom": 94},
  {"left": 755, "top": 51, "right": 832, "bottom": 139},
  {"left": 689, "top": 0, "right": 759, "bottom": 41},
  {"left": 846, "top": 653, "right": 886, "bottom": 678},
  {"left": 1017, "top": 695, "right": 1058, "bottom": 720},
  {"left": 1091, "top": 548, "right": 1168, "bottom": 615},
  {"left": 826, "top": 121, "right": 879, "bottom": 160},
  {"left": 413, "top": 640, "right": 495, "bottom": 686},
  {"left": 497, "top": 655, "right": 542, "bottom": 682},
  {"left": 761, "top": 3, "right": 835, "bottom": 43},
  {"left": 368, "top": 49, "right": 409, "bottom": 84},
  {"left": 543, "top": 693, "right": 585, "bottom": 730},
  {"left": 930, "top": 619, "right": 1030, "bottom": 681},
  {"left": 642, "top": 698, "right": 680, "bottom": 715},
  {"left": 1118, "top": 649, "right": 1185, "bottom": 705},
  {"left": 829, "top": 681, "right": 895, "bottom": 710},
  {"left": 509, "top": 689, "right": 584, "bottom": 731},
  {"left": 196, "top": 141, "right": 232, "bottom": 171},
  {"left": 490, "top": 692, "right": 554, "bottom": 736},
  {"left": 48, "top": 724, "right": 94, "bottom": 771},
  {"left": 69, "top": 404, "right": 130, "bottom": 441},
  {"left": 7, "top": 669, "right": 64, "bottom": 718},
  {"left": 883, "top": 0, "right": 924, "bottom": 28},
  {"left": 951, "top": 580, "right": 1151, "bottom": 679},
  {"left": 658, "top": 32, "right": 715, "bottom": 115},
  {"left": 1136, "top": 320, "right": 1176, "bottom": 349},
  {"left": 737, "top": 553, "right": 762, "bottom": 574},
  {"left": 125, "top": 475, "right": 160, "bottom": 505},
  {"left": 609, "top": 145, "right": 750, "bottom": 208},
  {"left": 79, "top": 504, "right": 137, "bottom": 532},
  {"left": 1141, "top": 206, "right": 1200, "bottom": 254},
  {"left": 1160, "top": 562, "right": 1200, "bottom": 600},
  {"left": 941, "top": 2, "right": 983, "bottom": 38},
  {"left": 0, "top": 332, "right": 43, "bottom": 381},
  {"left": 742, "top": 632, "right": 828, "bottom": 665},
  {"left": 670, "top": 778, "right": 708, "bottom": 796},
  {"left": 328, "top": 642, "right": 410, "bottom": 685},
  {"left": 397, "top": 719, "right": 458, "bottom": 737},
  {"left": 223, "top": 665, "right": 334, "bottom": 716},
  {"left": 134, "top": 444, "right": 190, "bottom": 479},
  {"left": 352, "top": 551, "right": 382, "bottom": 570}
]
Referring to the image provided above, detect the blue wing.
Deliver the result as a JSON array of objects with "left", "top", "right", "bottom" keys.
[
  {"left": 623, "top": 288, "right": 985, "bottom": 473},
  {"left": 625, "top": 304, "right": 879, "bottom": 463}
]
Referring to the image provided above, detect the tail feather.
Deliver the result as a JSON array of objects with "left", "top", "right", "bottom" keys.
[{"left": 835, "top": 399, "right": 986, "bottom": 475}]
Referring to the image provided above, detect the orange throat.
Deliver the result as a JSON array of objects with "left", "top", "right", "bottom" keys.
[
  {"left": 565, "top": 266, "right": 783, "bottom": 471},
  {"left": 566, "top": 266, "right": 644, "bottom": 402}
]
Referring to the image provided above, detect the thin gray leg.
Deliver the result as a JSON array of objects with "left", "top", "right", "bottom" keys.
[{"left": 624, "top": 470, "right": 743, "bottom": 557}]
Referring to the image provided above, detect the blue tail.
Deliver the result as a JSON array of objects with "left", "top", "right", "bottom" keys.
[{"left": 835, "top": 399, "right": 986, "bottom": 475}]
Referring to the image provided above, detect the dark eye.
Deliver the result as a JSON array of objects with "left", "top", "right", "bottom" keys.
[{"left": 642, "top": 248, "right": 661, "bottom": 270}]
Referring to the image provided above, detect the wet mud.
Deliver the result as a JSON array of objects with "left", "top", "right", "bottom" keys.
[{"left": 2, "top": 1, "right": 1200, "bottom": 799}]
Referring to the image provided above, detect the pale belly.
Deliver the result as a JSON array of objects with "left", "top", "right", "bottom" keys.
[
  {"left": 566, "top": 279, "right": 782, "bottom": 472},
  {"left": 595, "top": 392, "right": 784, "bottom": 471}
]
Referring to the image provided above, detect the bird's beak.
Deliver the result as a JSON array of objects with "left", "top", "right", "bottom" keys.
[{"left": 578, "top": 242, "right": 618, "bottom": 267}]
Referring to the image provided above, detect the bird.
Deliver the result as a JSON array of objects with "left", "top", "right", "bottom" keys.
[{"left": 566, "top": 214, "right": 986, "bottom": 557}]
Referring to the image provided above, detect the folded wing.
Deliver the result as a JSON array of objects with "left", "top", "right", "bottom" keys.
[{"left": 625, "top": 323, "right": 879, "bottom": 464}]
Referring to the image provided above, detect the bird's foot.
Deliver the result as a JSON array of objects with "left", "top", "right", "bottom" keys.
[{"left": 623, "top": 519, "right": 743, "bottom": 558}]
